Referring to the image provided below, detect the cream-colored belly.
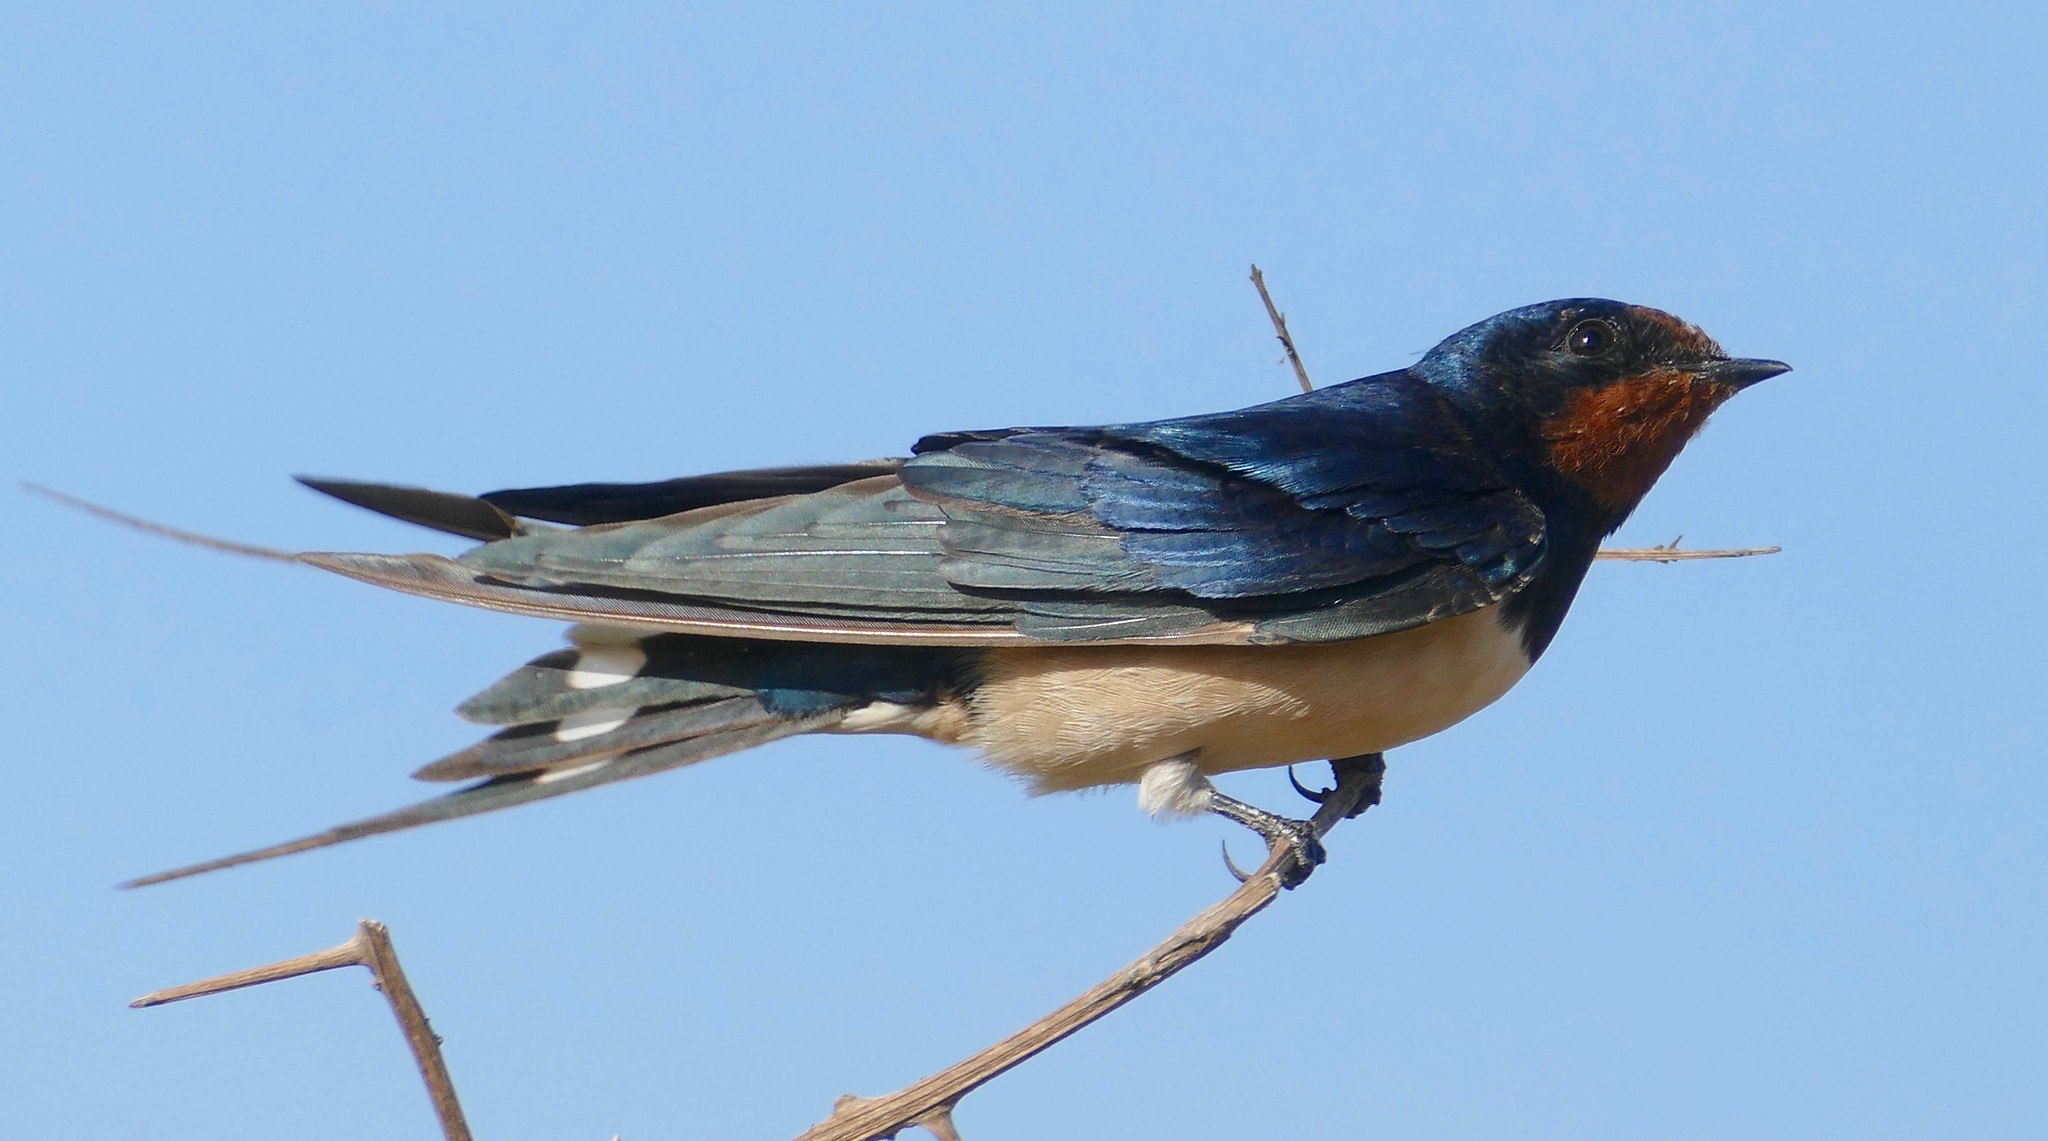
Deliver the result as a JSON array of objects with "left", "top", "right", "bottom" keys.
[{"left": 959, "top": 607, "right": 1532, "bottom": 792}]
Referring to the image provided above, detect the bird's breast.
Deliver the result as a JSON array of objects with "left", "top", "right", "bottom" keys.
[{"left": 959, "top": 607, "right": 1534, "bottom": 791}]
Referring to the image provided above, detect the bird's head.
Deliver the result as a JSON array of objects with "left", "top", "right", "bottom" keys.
[{"left": 1418, "top": 298, "right": 1789, "bottom": 524}]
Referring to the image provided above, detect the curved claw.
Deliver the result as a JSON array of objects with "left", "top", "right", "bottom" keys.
[
  {"left": 1287, "top": 764, "right": 1330, "bottom": 804},
  {"left": 1220, "top": 840, "right": 1252, "bottom": 884}
]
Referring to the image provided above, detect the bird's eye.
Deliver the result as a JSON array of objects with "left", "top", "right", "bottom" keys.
[{"left": 1566, "top": 320, "right": 1617, "bottom": 357}]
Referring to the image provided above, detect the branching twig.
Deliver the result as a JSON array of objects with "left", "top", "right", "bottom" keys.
[
  {"left": 1246, "top": 270, "right": 1780, "bottom": 565},
  {"left": 1250, "top": 264, "right": 1315, "bottom": 393},
  {"left": 133, "top": 921, "right": 473, "bottom": 1141},
  {"left": 795, "top": 755, "right": 1386, "bottom": 1141}
]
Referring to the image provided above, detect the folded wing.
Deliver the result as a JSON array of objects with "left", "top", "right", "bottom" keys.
[{"left": 302, "top": 371, "right": 1547, "bottom": 645}]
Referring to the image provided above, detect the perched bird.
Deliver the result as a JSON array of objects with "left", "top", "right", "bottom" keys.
[{"left": 116, "top": 298, "right": 1786, "bottom": 886}]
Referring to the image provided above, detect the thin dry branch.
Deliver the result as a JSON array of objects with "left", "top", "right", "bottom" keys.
[
  {"left": 1244, "top": 271, "right": 1780, "bottom": 565},
  {"left": 1250, "top": 264, "right": 1315, "bottom": 393},
  {"left": 795, "top": 755, "right": 1386, "bottom": 1141},
  {"left": 1595, "top": 542, "right": 1781, "bottom": 563},
  {"left": 133, "top": 921, "right": 473, "bottom": 1141}
]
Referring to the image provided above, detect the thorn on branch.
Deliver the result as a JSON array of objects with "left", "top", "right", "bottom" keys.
[{"left": 914, "top": 1103, "right": 963, "bottom": 1141}]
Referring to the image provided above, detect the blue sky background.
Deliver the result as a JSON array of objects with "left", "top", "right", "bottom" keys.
[{"left": 5, "top": 4, "right": 2043, "bottom": 1138}]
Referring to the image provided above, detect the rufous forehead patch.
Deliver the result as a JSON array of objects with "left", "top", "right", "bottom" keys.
[{"left": 1627, "top": 306, "right": 1723, "bottom": 358}]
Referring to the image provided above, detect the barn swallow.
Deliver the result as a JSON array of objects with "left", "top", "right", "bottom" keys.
[{"left": 116, "top": 298, "right": 1786, "bottom": 886}]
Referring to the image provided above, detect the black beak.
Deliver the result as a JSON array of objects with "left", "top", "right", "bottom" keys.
[{"left": 1695, "top": 357, "right": 1792, "bottom": 390}]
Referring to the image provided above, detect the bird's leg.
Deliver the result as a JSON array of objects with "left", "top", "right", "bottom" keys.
[
  {"left": 1137, "top": 753, "right": 1327, "bottom": 886},
  {"left": 1206, "top": 788, "right": 1326, "bottom": 887}
]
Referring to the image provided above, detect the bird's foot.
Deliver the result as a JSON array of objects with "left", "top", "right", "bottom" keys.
[{"left": 1209, "top": 791, "right": 1325, "bottom": 889}]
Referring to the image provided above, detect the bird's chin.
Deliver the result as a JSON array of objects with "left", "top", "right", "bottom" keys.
[{"left": 1542, "top": 369, "right": 1737, "bottom": 509}]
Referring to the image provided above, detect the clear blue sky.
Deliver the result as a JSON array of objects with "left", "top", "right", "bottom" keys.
[{"left": 5, "top": 4, "right": 2043, "bottom": 1138}]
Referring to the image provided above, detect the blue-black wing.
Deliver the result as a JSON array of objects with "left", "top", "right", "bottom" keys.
[
  {"left": 901, "top": 370, "right": 1545, "bottom": 641},
  {"left": 303, "top": 371, "right": 1545, "bottom": 645}
]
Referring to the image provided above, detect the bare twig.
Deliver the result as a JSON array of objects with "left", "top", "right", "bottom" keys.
[
  {"left": 133, "top": 921, "right": 473, "bottom": 1141},
  {"left": 1245, "top": 271, "right": 1779, "bottom": 565},
  {"left": 1250, "top": 264, "right": 1315, "bottom": 393},
  {"left": 1595, "top": 543, "right": 1781, "bottom": 562},
  {"left": 795, "top": 755, "right": 1386, "bottom": 1141}
]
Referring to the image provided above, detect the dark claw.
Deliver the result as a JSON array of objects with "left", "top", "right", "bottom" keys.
[
  {"left": 1220, "top": 841, "right": 1252, "bottom": 883},
  {"left": 1288, "top": 764, "right": 1330, "bottom": 804},
  {"left": 1206, "top": 791, "right": 1328, "bottom": 889}
]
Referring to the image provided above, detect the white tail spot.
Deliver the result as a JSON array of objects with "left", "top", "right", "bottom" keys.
[
  {"left": 555, "top": 708, "right": 634, "bottom": 742},
  {"left": 535, "top": 757, "right": 613, "bottom": 784},
  {"left": 835, "top": 701, "right": 918, "bottom": 732},
  {"left": 567, "top": 643, "right": 647, "bottom": 690}
]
